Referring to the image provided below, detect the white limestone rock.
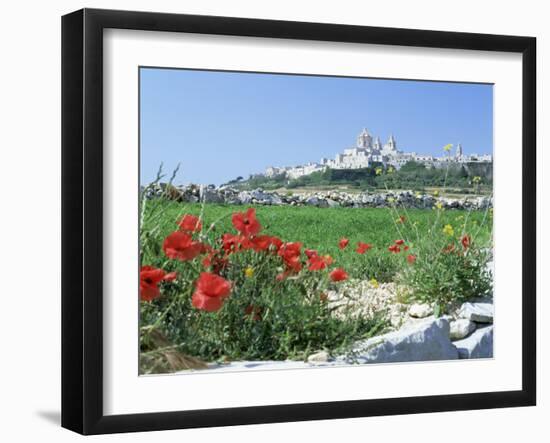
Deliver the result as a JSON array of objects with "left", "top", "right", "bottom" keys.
[
  {"left": 237, "top": 191, "right": 253, "bottom": 204},
  {"left": 458, "top": 299, "right": 494, "bottom": 323},
  {"left": 249, "top": 189, "right": 283, "bottom": 205},
  {"left": 408, "top": 303, "right": 433, "bottom": 318},
  {"left": 200, "top": 187, "right": 225, "bottom": 203},
  {"left": 305, "top": 196, "right": 329, "bottom": 208},
  {"left": 343, "top": 317, "right": 458, "bottom": 364},
  {"left": 453, "top": 325, "right": 493, "bottom": 359},
  {"left": 307, "top": 351, "right": 330, "bottom": 364},
  {"left": 449, "top": 319, "right": 477, "bottom": 340}
]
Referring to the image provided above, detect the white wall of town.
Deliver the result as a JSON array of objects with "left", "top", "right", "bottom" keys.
[
  {"left": 0, "top": 0, "right": 547, "bottom": 442},
  {"left": 264, "top": 128, "right": 492, "bottom": 179}
]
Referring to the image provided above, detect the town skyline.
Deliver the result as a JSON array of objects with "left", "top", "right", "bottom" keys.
[{"left": 261, "top": 127, "right": 492, "bottom": 181}]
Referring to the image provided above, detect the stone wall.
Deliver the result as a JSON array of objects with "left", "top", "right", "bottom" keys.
[{"left": 144, "top": 183, "right": 493, "bottom": 210}]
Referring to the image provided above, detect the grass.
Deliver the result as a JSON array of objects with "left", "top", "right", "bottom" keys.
[{"left": 142, "top": 200, "right": 492, "bottom": 278}]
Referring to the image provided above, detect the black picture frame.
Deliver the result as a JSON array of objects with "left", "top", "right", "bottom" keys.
[{"left": 61, "top": 8, "right": 536, "bottom": 435}]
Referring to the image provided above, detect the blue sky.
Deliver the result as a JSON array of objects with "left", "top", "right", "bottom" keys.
[{"left": 140, "top": 68, "right": 493, "bottom": 186}]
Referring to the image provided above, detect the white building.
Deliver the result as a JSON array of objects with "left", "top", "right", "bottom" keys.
[{"left": 264, "top": 128, "right": 492, "bottom": 179}]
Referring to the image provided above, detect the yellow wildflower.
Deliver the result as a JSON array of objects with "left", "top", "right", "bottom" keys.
[
  {"left": 388, "top": 197, "right": 395, "bottom": 204},
  {"left": 472, "top": 176, "right": 481, "bottom": 183},
  {"left": 434, "top": 201, "right": 443, "bottom": 210},
  {"left": 443, "top": 224, "right": 455, "bottom": 236},
  {"left": 244, "top": 266, "right": 255, "bottom": 278},
  {"left": 433, "top": 190, "right": 439, "bottom": 197},
  {"left": 415, "top": 191, "right": 422, "bottom": 199},
  {"left": 369, "top": 278, "right": 379, "bottom": 289},
  {"left": 387, "top": 166, "right": 395, "bottom": 174},
  {"left": 375, "top": 167, "right": 383, "bottom": 175},
  {"left": 443, "top": 143, "right": 453, "bottom": 152}
]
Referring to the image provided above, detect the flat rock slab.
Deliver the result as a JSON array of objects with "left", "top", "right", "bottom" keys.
[
  {"left": 307, "top": 350, "right": 330, "bottom": 363},
  {"left": 453, "top": 325, "right": 494, "bottom": 359},
  {"left": 458, "top": 300, "right": 494, "bottom": 323},
  {"left": 450, "top": 319, "right": 477, "bottom": 340},
  {"left": 342, "top": 317, "right": 458, "bottom": 364},
  {"left": 408, "top": 303, "right": 433, "bottom": 318}
]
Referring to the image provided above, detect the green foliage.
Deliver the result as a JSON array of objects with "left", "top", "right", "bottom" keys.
[
  {"left": 230, "top": 161, "right": 492, "bottom": 192},
  {"left": 239, "top": 173, "right": 287, "bottom": 190},
  {"left": 377, "top": 161, "right": 492, "bottom": 191},
  {"left": 347, "top": 252, "right": 400, "bottom": 283},
  {"left": 394, "top": 210, "right": 493, "bottom": 314}
]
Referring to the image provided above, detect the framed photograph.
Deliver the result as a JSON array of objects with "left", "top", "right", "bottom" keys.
[{"left": 61, "top": 8, "right": 536, "bottom": 435}]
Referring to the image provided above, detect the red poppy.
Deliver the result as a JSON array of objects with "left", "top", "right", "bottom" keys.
[
  {"left": 461, "top": 235, "right": 471, "bottom": 249},
  {"left": 397, "top": 215, "right": 406, "bottom": 224},
  {"left": 232, "top": 208, "right": 261, "bottom": 236},
  {"left": 278, "top": 242, "right": 301, "bottom": 259},
  {"left": 140, "top": 266, "right": 177, "bottom": 302},
  {"left": 285, "top": 256, "right": 302, "bottom": 273},
  {"left": 330, "top": 268, "right": 348, "bottom": 282},
  {"left": 356, "top": 242, "right": 373, "bottom": 254},
  {"left": 305, "top": 249, "right": 318, "bottom": 259},
  {"left": 278, "top": 242, "right": 302, "bottom": 273},
  {"left": 307, "top": 256, "right": 325, "bottom": 271},
  {"left": 308, "top": 254, "right": 333, "bottom": 271},
  {"left": 244, "top": 305, "right": 262, "bottom": 321},
  {"left": 220, "top": 233, "right": 240, "bottom": 253},
  {"left": 338, "top": 238, "right": 350, "bottom": 250},
  {"left": 177, "top": 214, "right": 202, "bottom": 233},
  {"left": 251, "top": 235, "right": 280, "bottom": 252},
  {"left": 388, "top": 244, "right": 401, "bottom": 253},
  {"left": 250, "top": 235, "right": 270, "bottom": 251},
  {"left": 269, "top": 236, "right": 283, "bottom": 252},
  {"left": 406, "top": 254, "right": 417, "bottom": 264},
  {"left": 240, "top": 236, "right": 255, "bottom": 250},
  {"left": 163, "top": 231, "right": 205, "bottom": 261},
  {"left": 191, "top": 272, "right": 232, "bottom": 312},
  {"left": 394, "top": 239, "right": 405, "bottom": 245},
  {"left": 404, "top": 245, "right": 410, "bottom": 251},
  {"left": 202, "top": 249, "right": 229, "bottom": 274}
]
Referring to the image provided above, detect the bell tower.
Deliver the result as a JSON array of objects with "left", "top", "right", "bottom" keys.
[
  {"left": 356, "top": 128, "right": 373, "bottom": 149},
  {"left": 456, "top": 143, "right": 463, "bottom": 159},
  {"left": 386, "top": 134, "right": 397, "bottom": 151}
]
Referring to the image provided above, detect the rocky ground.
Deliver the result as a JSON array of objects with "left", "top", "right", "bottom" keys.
[
  {"left": 180, "top": 281, "right": 494, "bottom": 374},
  {"left": 145, "top": 183, "right": 492, "bottom": 210}
]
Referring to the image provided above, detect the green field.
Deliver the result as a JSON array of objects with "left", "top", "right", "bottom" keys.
[
  {"left": 142, "top": 200, "right": 492, "bottom": 280},
  {"left": 140, "top": 200, "right": 493, "bottom": 368}
]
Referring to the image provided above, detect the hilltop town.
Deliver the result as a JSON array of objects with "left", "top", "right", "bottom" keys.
[{"left": 263, "top": 128, "right": 492, "bottom": 180}]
